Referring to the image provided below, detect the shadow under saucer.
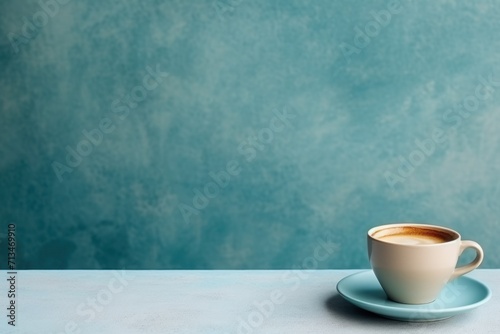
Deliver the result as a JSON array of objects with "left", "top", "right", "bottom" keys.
[{"left": 324, "top": 293, "right": 396, "bottom": 324}]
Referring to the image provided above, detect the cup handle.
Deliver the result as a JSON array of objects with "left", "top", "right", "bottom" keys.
[{"left": 450, "top": 240, "right": 484, "bottom": 281}]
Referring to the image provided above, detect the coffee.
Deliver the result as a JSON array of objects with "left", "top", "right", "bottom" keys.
[
  {"left": 368, "top": 223, "right": 484, "bottom": 304},
  {"left": 373, "top": 226, "right": 454, "bottom": 245}
]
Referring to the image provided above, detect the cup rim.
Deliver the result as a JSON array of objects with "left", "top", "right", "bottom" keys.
[{"left": 368, "top": 223, "right": 461, "bottom": 246}]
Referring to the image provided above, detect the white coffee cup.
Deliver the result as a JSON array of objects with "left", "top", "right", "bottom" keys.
[{"left": 367, "top": 223, "right": 484, "bottom": 304}]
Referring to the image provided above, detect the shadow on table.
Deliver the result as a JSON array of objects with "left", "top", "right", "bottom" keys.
[{"left": 324, "top": 293, "right": 396, "bottom": 325}]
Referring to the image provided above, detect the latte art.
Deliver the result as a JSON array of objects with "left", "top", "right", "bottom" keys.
[
  {"left": 372, "top": 226, "right": 455, "bottom": 245},
  {"left": 379, "top": 234, "right": 447, "bottom": 245}
]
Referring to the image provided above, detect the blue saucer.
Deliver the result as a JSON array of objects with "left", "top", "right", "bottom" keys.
[{"left": 336, "top": 271, "right": 491, "bottom": 322}]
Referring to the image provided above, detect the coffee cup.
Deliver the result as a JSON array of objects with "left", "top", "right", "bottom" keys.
[{"left": 367, "top": 223, "right": 484, "bottom": 304}]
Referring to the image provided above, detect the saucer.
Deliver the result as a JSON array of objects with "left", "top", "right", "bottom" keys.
[{"left": 336, "top": 271, "right": 491, "bottom": 322}]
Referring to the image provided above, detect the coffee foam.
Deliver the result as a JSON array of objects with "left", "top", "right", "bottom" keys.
[
  {"left": 373, "top": 226, "right": 455, "bottom": 245},
  {"left": 378, "top": 234, "right": 445, "bottom": 245}
]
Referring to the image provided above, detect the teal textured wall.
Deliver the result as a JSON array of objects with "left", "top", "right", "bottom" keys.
[{"left": 1, "top": 0, "right": 500, "bottom": 269}]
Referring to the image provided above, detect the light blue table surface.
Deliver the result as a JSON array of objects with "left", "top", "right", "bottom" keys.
[
  {"left": 1, "top": 269, "right": 498, "bottom": 333},
  {"left": 2, "top": 0, "right": 500, "bottom": 271}
]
